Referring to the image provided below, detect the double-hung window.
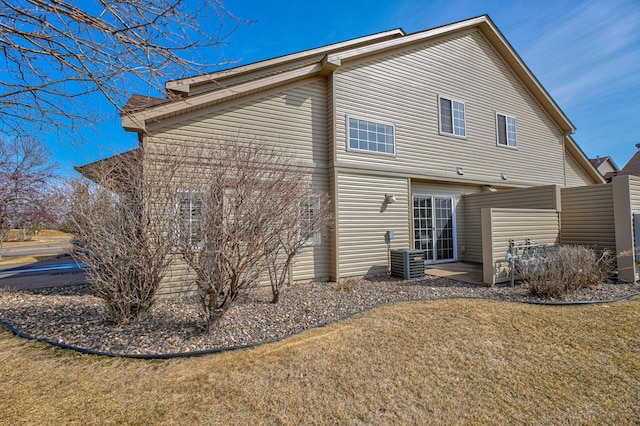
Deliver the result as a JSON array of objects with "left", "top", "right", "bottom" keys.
[
  {"left": 301, "top": 196, "right": 321, "bottom": 245},
  {"left": 177, "top": 191, "right": 203, "bottom": 247},
  {"left": 348, "top": 116, "right": 395, "bottom": 155},
  {"left": 496, "top": 113, "right": 517, "bottom": 148},
  {"left": 438, "top": 96, "right": 466, "bottom": 138}
]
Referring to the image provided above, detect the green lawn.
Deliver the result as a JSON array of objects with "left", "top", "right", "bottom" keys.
[{"left": 1, "top": 297, "right": 638, "bottom": 425}]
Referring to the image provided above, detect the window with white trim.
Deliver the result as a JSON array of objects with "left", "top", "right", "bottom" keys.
[
  {"left": 438, "top": 96, "right": 466, "bottom": 137},
  {"left": 301, "top": 195, "right": 321, "bottom": 245},
  {"left": 177, "top": 191, "right": 203, "bottom": 247},
  {"left": 348, "top": 116, "right": 395, "bottom": 155},
  {"left": 496, "top": 113, "right": 517, "bottom": 148}
]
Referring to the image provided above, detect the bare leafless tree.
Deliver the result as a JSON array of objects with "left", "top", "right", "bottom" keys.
[
  {"left": 263, "top": 191, "right": 332, "bottom": 303},
  {"left": 170, "top": 141, "right": 332, "bottom": 325},
  {"left": 67, "top": 148, "right": 181, "bottom": 325},
  {"left": 0, "top": 136, "right": 57, "bottom": 255},
  {"left": 0, "top": 0, "right": 249, "bottom": 138}
]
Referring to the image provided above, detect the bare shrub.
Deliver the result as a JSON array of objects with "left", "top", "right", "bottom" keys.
[
  {"left": 171, "top": 141, "right": 332, "bottom": 324},
  {"left": 523, "top": 245, "right": 615, "bottom": 298},
  {"left": 68, "top": 149, "right": 180, "bottom": 324}
]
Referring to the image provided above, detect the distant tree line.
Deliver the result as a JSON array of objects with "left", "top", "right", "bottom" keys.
[{"left": 0, "top": 137, "right": 63, "bottom": 253}]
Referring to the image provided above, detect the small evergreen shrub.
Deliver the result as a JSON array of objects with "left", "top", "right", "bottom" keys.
[{"left": 522, "top": 245, "right": 615, "bottom": 299}]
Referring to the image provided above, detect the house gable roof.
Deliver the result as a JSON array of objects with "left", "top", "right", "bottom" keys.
[
  {"left": 616, "top": 150, "right": 640, "bottom": 178},
  {"left": 590, "top": 155, "right": 620, "bottom": 170},
  {"left": 119, "top": 15, "right": 603, "bottom": 184},
  {"left": 164, "top": 28, "right": 406, "bottom": 95},
  {"left": 122, "top": 15, "right": 576, "bottom": 136}
]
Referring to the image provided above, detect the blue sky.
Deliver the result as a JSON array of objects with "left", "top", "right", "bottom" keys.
[{"left": 59, "top": 0, "right": 639, "bottom": 175}]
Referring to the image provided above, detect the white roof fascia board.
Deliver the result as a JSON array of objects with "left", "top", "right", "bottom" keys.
[
  {"left": 165, "top": 29, "right": 405, "bottom": 93},
  {"left": 124, "top": 62, "right": 324, "bottom": 131}
]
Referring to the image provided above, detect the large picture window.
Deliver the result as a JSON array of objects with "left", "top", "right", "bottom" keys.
[
  {"left": 348, "top": 116, "right": 395, "bottom": 155},
  {"left": 438, "top": 96, "right": 466, "bottom": 138},
  {"left": 496, "top": 113, "right": 517, "bottom": 148}
]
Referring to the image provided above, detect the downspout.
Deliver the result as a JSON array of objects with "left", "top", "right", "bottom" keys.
[{"left": 561, "top": 133, "right": 568, "bottom": 187}]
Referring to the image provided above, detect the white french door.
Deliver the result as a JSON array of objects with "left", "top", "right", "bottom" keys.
[{"left": 413, "top": 195, "right": 456, "bottom": 262}]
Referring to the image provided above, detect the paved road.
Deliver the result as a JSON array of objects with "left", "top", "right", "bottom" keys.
[
  {"left": 0, "top": 256, "right": 86, "bottom": 290},
  {"left": 1, "top": 240, "right": 71, "bottom": 258},
  {"left": 1, "top": 260, "right": 85, "bottom": 276}
]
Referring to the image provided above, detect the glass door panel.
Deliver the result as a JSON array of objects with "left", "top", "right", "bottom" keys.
[
  {"left": 413, "top": 195, "right": 455, "bottom": 262},
  {"left": 413, "top": 197, "right": 433, "bottom": 261},
  {"left": 434, "top": 197, "right": 454, "bottom": 261}
]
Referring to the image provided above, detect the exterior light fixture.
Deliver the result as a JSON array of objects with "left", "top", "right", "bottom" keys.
[
  {"left": 501, "top": 173, "right": 508, "bottom": 180},
  {"left": 385, "top": 194, "right": 397, "bottom": 204},
  {"left": 457, "top": 167, "right": 464, "bottom": 175}
]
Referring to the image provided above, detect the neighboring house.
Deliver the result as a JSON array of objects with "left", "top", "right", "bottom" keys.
[
  {"left": 82, "top": 15, "right": 606, "bottom": 294},
  {"left": 606, "top": 146, "right": 640, "bottom": 180},
  {"left": 590, "top": 155, "right": 619, "bottom": 181}
]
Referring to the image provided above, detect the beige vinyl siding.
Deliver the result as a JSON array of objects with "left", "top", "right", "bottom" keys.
[
  {"left": 410, "top": 180, "right": 482, "bottom": 259},
  {"left": 333, "top": 29, "right": 569, "bottom": 187},
  {"left": 463, "top": 185, "right": 559, "bottom": 262},
  {"left": 336, "top": 172, "right": 410, "bottom": 277},
  {"left": 188, "top": 57, "right": 324, "bottom": 96},
  {"left": 560, "top": 184, "right": 615, "bottom": 250},
  {"left": 149, "top": 78, "right": 328, "bottom": 167},
  {"left": 629, "top": 176, "right": 640, "bottom": 213},
  {"left": 565, "top": 150, "right": 595, "bottom": 187},
  {"left": 482, "top": 208, "right": 559, "bottom": 284},
  {"left": 159, "top": 256, "right": 196, "bottom": 296},
  {"left": 146, "top": 79, "right": 330, "bottom": 294},
  {"left": 290, "top": 170, "right": 332, "bottom": 282}
]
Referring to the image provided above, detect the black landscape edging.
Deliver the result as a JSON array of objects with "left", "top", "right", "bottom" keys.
[
  {"left": 1, "top": 291, "right": 639, "bottom": 359},
  {"left": 517, "top": 291, "right": 640, "bottom": 306}
]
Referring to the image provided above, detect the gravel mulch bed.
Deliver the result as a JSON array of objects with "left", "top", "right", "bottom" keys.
[{"left": 1, "top": 277, "right": 638, "bottom": 357}]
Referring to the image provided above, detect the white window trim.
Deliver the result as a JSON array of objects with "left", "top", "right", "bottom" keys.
[
  {"left": 301, "top": 195, "right": 322, "bottom": 246},
  {"left": 175, "top": 189, "right": 204, "bottom": 249},
  {"left": 495, "top": 112, "right": 517, "bottom": 149},
  {"left": 411, "top": 193, "right": 458, "bottom": 263},
  {"left": 437, "top": 95, "right": 467, "bottom": 139},
  {"left": 346, "top": 114, "right": 396, "bottom": 157}
]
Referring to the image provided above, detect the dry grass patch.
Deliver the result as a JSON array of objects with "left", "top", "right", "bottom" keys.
[
  {"left": 0, "top": 298, "right": 638, "bottom": 425},
  {"left": 0, "top": 254, "right": 59, "bottom": 266},
  {"left": 2, "top": 229, "right": 72, "bottom": 245}
]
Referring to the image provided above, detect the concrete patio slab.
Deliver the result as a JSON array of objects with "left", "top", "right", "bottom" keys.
[{"left": 424, "top": 262, "right": 484, "bottom": 285}]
